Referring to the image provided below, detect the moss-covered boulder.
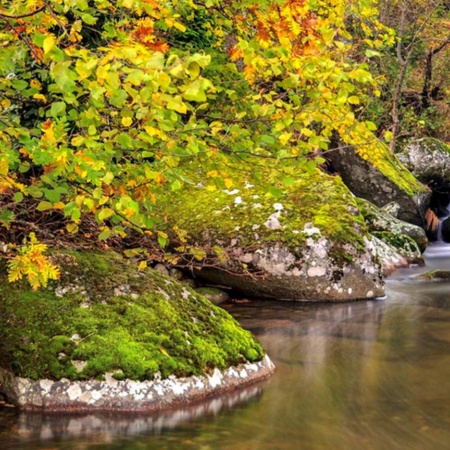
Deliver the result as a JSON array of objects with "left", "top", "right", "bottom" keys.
[
  {"left": 327, "top": 140, "right": 430, "bottom": 226},
  {"left": 162, "top": 169, "right": 384, "bottom": 301},
  {"left": 356, "top": 198, "right": 428, "bottom": 252},
  {"left": 0, "top": 251, "right": 274, "bottom": 411}
]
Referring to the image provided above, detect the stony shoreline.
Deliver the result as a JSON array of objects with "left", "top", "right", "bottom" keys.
[{"left": 0, "top": 355, "right": 275, "bottom": 412}]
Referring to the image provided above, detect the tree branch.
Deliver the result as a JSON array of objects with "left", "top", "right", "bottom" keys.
[{"left": 0, "top": 5, "right": 46, "bottom": 20}]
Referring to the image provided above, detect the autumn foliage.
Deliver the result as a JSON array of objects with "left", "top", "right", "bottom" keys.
[{"left": 0, "top": 0, "right": 392, "bottom": 288}]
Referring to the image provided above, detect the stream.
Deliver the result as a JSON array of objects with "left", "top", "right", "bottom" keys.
[{"left": 2, "top": 244, "right": 450, "bottom": 449}]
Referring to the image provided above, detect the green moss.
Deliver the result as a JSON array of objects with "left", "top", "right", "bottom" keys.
[
  {"left": 416, "top": 270, "right": 450, "bottom": 280},
  {"left": 0, "top": 251, "right": 264, "bottom": 381},
  {"left": 162, "top": 167, "right": 368, "bottom": 261},
  {"left": 362, "top": 141, "right": 427, "bottom": 196},
  {"left": 372, "top": 231, "right": 420, "bottom": 254}
]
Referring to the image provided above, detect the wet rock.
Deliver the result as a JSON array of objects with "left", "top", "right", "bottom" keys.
[
  {"left": 327, "top": 140, "right": 430, "bottom": 226},
  {"left": 415, "top": 270, "right": 450, "bottom": 280}
]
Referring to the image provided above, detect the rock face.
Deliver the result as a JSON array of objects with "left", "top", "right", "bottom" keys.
[
  {"left": 327, "top": 141, "right": 430, "bottom": 226},
  {"left": 163, "top": 169, "right": 384, "bottom": 301},
  {"left": 356, "top": 198, "right": 428, "bottom": 252},
  {"left": 0, "top": 251, "right": 272, "bottom": 411}
]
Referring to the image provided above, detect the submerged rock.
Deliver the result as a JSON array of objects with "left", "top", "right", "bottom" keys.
[
  {"left": 415, "top": 270, "right": 450, "bottom": 280},
  {"left": 0, "top": 251, "right": 273, "bottom": 411},
  {"left": 327, "top": 140, "right": 430, "bottom": 226},
  {"left": 162, "top": 169, "right": 384, "bottom": 301}
]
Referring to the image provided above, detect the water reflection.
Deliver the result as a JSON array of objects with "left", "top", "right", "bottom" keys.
[
  {"left": 0, "top": 383, "right": 267, "bottom": 449},
  {"left": 2, "top": 245, "right": 450, "bottom": 449}
]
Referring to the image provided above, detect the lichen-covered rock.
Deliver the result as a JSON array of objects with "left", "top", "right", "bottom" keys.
[
  {"left": 356, "top": 198, "right": 428, "bottom": 252},
  {"left": 371, "top": 232, "right": 423, "bottom": 266},
  {"left": 397, "top": 138, "right": 450, "bottom": 184},
  {"left": 370, "top": 235, "right": 409, "bottom": 275},
  {"left": 0, "top": 251, "right": 271, "bottom": 410},
  {"left": 397, "top": 138, "right": 450, "bottom": 227},
  {"left": 162, "top": 169, "right": 384, "bottom": 301},
  {"left": 381, "top": 202, "right": 401, "bottom": 218},
  {"left": 0, "top": 356, "right": 275, "bottom": 412},
  {"left": 327, "top": 140, "right": 430, "bottom": 226}
]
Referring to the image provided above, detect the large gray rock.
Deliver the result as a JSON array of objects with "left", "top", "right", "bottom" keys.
[
  {"left": 328, "top": 141, "right": 430, "bottom": 226},
  {"left": 397, "top": 138, "right": 450, "bottom": 184},
  {"left": 162, "top": 168, "right": 384, "bottom": 301},
  {"left": 356, "top": 198, "right": 428, "bottom": 252}
]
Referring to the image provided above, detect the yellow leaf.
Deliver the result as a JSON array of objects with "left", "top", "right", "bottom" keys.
[
  {"left": 138, "top": 260, "right": 147, "bottom": 271},
  {"left": 33, "top": 94, "right": 47, "bottom": 103},
  {"left": 30, "top": 79, "right": 42, "bottom": 90},
  {"left": 122, "top": 116, "right": 133, "bottom": 127},
  {"left": 224, "top": 178, "right": 233, "bottom": 189},
  {"left": 43, "top": 35, "right": 56, "bottom": 55}
]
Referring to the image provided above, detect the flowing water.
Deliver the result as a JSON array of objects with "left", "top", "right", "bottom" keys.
[{"left": 2, "top": 244, "right": 450, "bottom": 449}]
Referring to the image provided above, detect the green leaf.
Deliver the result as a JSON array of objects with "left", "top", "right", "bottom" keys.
[
  {"left": 99, "top": 229, "right": 111, "bottom": 241},
  {"left": 37, "top": 201, "right": 53, "bottom": 211},
  {"left": 14, "top": 192, "right": 24, "bottom": 202},
  {"left": 50, "top": 102, "right": 66, "bottom": 117}
]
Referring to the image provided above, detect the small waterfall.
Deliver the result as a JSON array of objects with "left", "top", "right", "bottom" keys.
[
  {"left": 437, "top": 220, "right": 444, "bottom": 242},
  {"left": 437, "top": 203, "right": 450, "bottom": 242}
]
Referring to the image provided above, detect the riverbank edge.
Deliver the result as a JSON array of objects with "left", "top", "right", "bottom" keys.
[{"left": 0, "top": 354, "right": 275, "bottom": 412}]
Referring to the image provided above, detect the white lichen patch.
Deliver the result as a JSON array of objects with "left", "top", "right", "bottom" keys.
[{"left": 0, "top": 357, "right": 275, "bottom": 412}]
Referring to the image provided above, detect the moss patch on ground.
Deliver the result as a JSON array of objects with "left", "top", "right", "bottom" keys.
[
  {"left": 0, "top": 251, "right": 264, "bottom": 381},
  {"left": 162, "top": 167, "right": 368, "bottom": 261}
]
